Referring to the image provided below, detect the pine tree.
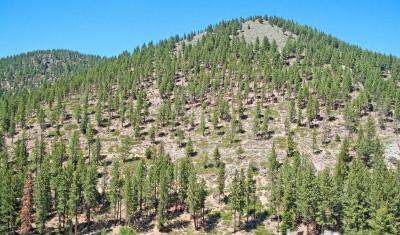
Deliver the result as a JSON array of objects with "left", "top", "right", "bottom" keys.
[
  {"left": 367, "top": 203, "right": 397, "bottom": 234},
  {"left": 178, "top": 157, "right": 193, "bottom": 210},
  {"left": 267, "top": 143, "right": 279, "bottom": 183},
  {"left": 149, "top": 124, "right": 156, "bottom": 143},
  {"left": 213, "top": 146, "right": 221, "bottom": 167},
  {"left": 280, "top": 158, "right": 296, "bottom": 234},
  {"left": 83, "top": 161, "right": 98, "bottom": 225},
  {"left": 95, "top": 99, "right": 102, "bottom": 127},
  {"left": 185, "top": 138, "right": 194, "bottom": 157},
  {"left": 94, "top": 137, "right": 101, "bottom": 164},
  {"left": 0, "top": 158, "right": 16, "bottom": 234},
  {"left": 157, "top": 169, "right": 168, "bottom": 230},
  {"left": 287, "top": 130, "right": 296, "bottom": 157},
  {"left": 35, "top": 163, "right": 51, "bottom": 233},
  {"left": 123, "top": 167, "right": 137, "bottom": 224},
  {"left": 200, "top": 111, "right": 206, "bottom": 136},
  {"left": 229, "top": 170, "right": 246, "bottom": 232},
  {"left": 69, "top": 130, "right": 81, "bottom": 167},
  {"left": 261, "top": 108, "right": 269, "bottom": 138},
  {"left": 110, "top": 160, "right": 122, "bottom": 223},
  {"left": 68, "top": 171, "right": 79, "bottom": 235},
  {"left": 37, "top": 108, "right": 46, "bottom": 131},
  {"left": 338, "top": 137, "right": 351, "bottom": 163},
  {"left": 56, "top": 170, "right": 69, "bottom": 232},
  {"left": 80, "top": 104, "right": 89, "bottom": 134},
  {"left": 252, "top": 109, "right": 260, "bottom": 139},
  {"left": 342, "top": 159, "right": 370, "bottom": 233},
  {"left": 245, "top": 165, "right": 256, "bottom": 222},
  {"left": 297, "top": 158, "right": 317, "bottom": 234},
  {"left": 187, "top": 171, "right": 200, "bottom": 230},
  {"left": 316, "top": 169, "right": 336, "bottom": 232},
  {"left": 217, "top": 162, "right": 225, "bottom": 202},
  {"left": 212, "top": 107, "right": 219, "bottom": 130},
  {"left": 134, "top": 159, "right": 145, "bottom": 212},
  {"left": 86, "top": 123, "right": 94, "bottom": 162}
]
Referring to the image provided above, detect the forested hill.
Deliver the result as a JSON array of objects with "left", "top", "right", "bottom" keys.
[
  {"left": 0, "top": 49, "right": 101, "bottom": 91},
  {"left": 1, "top": 16, "right": 400, "bottom": 235}
]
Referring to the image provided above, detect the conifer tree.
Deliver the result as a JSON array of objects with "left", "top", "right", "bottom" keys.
[
  {"left": 157, "top": 168, "right": 168, "bottom": 230},
  {"left": 110, "top": 160, "right": 122, "bottom": 223},
  {"left": 83, "top": 161, "right": 98, "bottom": 224},
  {"left": 80, "top": 104, "right": 89, "bottom": 134},
  {"left": 95, "top": 99, "right": 102, "bottom": 127},
  {"left": 245, "top": 165, "right": 256, "bottom": 222},
  {"left": 56, "top": 170, "right": 69, "bottom": 232},
  {"left": 217, "top": 162, "right": 225, "bottom": 201},
  {"left": 280, "top": 158, "right": 296, "bottom": 234},
  {"left": 86, "top": 123, "right": 94, "bottom": 162},
  {"left": 213, "top": 146, "right": 221, "bottom": 167},
  {"left": 123, "top": 167, "right": 137, "bottom": 224},
  {"left": 94, "top": 137, "right": 101, "bottom": 164},
  {"left": 68, "top": 171, "right": 79, "bottom": 235},
  {"left": 200, "top": 111, "right": 206, "bottom": 136},
  {"left": 342, "top": 159, "right": 370, "bottom": 233},
  {"left": 287, "top": 130, "right": 296, "bottom": 157},
  {"left": 367, "top": 203, "right": 397, "bottom": 234},
  {"left": 316, "top": 169, "right": 336, "bottom": 232},
  {"left": 185, "top": 138, "right": 194, "bottom": 157},
  {"left": 187, "top": 171, "right": 200, "bottom": 230},
  {"left": 35, "top": 163, "right": 51, "bottom": 233}
]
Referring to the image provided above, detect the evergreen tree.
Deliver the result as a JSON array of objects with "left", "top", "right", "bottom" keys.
[
  {"left": 213, "top": 146, "right": 221, "bottom": 167},
  {"left": 316, "top": 169, "right": 336, "bottom": 232},
  {"left": 86, "top": 123, "right": 94, "bottom": 162},
  {"left": 68, "top": 171, "right": 79, "bottom": 235},
  {"left": 280, "top": 158, "right": 296, "bottom": 234},
  {"left": 157, "top": 169, "right": 168, "bottom": 230},
  {"left": 217, "top": 162, "right": 225, "bottom": 201},
  {"left": 185, "top": 138, "right": 194, "bottom": 157},
  {"left": 110, "top": 160, "right": 122, "bottom": 223},
  {"left": 123, "top": 167, "right": 137, "bottom": 224},
  {"left": 367, "top": 203, "right": 397, "bottom": 234},
  {"left": 200, "top": 111, "right": 206, "bottom": 136},
  {"left": 94, "top": 137, "right": 101, "bottom": 164},
  {"left": 342, "top": 159, "right": 370, "bottom": 233},
  {"left": 287, "top": 130, "right": 296, "bottom": 157},
  {"left": 35, "top": 163, "right": 51, "bottom": 233},
  {"left": 187, "top": 171, "right": 202, "bottom": 230},
  {"left": 83, "top": 161, "right": 98, "bottom": 224}
]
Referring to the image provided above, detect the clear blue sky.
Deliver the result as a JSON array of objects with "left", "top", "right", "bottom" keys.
[{"left": 1, "top": 0, "right": 399, "bottom": 58}]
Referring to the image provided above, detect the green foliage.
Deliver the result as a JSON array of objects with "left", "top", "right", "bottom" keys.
[{"left": 119, "top": 226, "right": 137, "bottom": 235}]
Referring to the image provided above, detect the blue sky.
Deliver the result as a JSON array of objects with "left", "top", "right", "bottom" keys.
[{"left": 0, "top": 0, "right": 399, "bottom": 58}]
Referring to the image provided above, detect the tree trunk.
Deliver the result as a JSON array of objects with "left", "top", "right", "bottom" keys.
[
  {"left": 233, "top": 211, "right": 236, "bottom": 232},
  {"left": 192, "top": 212, "right": 197, "bottom": 230},
  {"left": 86, "top": 203, "right": 91, "bottom": 225},
  {"left": 75, "top": 213, "right": 78, "bottom": 235},
  {"left": 277, "top": 214, "right": 280, "bottom": 233},
  {"left": 88, "top": 144, "right": 91, "bottom": 163}
]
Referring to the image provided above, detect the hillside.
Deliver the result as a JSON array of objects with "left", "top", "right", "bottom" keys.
[
  {"left": 0, "top": 49, "right": 101, "bottom": 91},
  {"left": 0, "top": 16, "right": 400, "bottom": 235}
]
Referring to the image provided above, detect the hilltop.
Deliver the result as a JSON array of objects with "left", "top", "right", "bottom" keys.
[{"left": 0, "top": 49, "right": 101, "bottom": 91}]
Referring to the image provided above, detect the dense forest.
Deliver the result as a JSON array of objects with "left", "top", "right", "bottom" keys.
[
  {"left": 0, "top": 15, "right": 400, "bottom": 234},
  {"left": 0, "top": 49, "right": 101, "bottom": 92}
]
